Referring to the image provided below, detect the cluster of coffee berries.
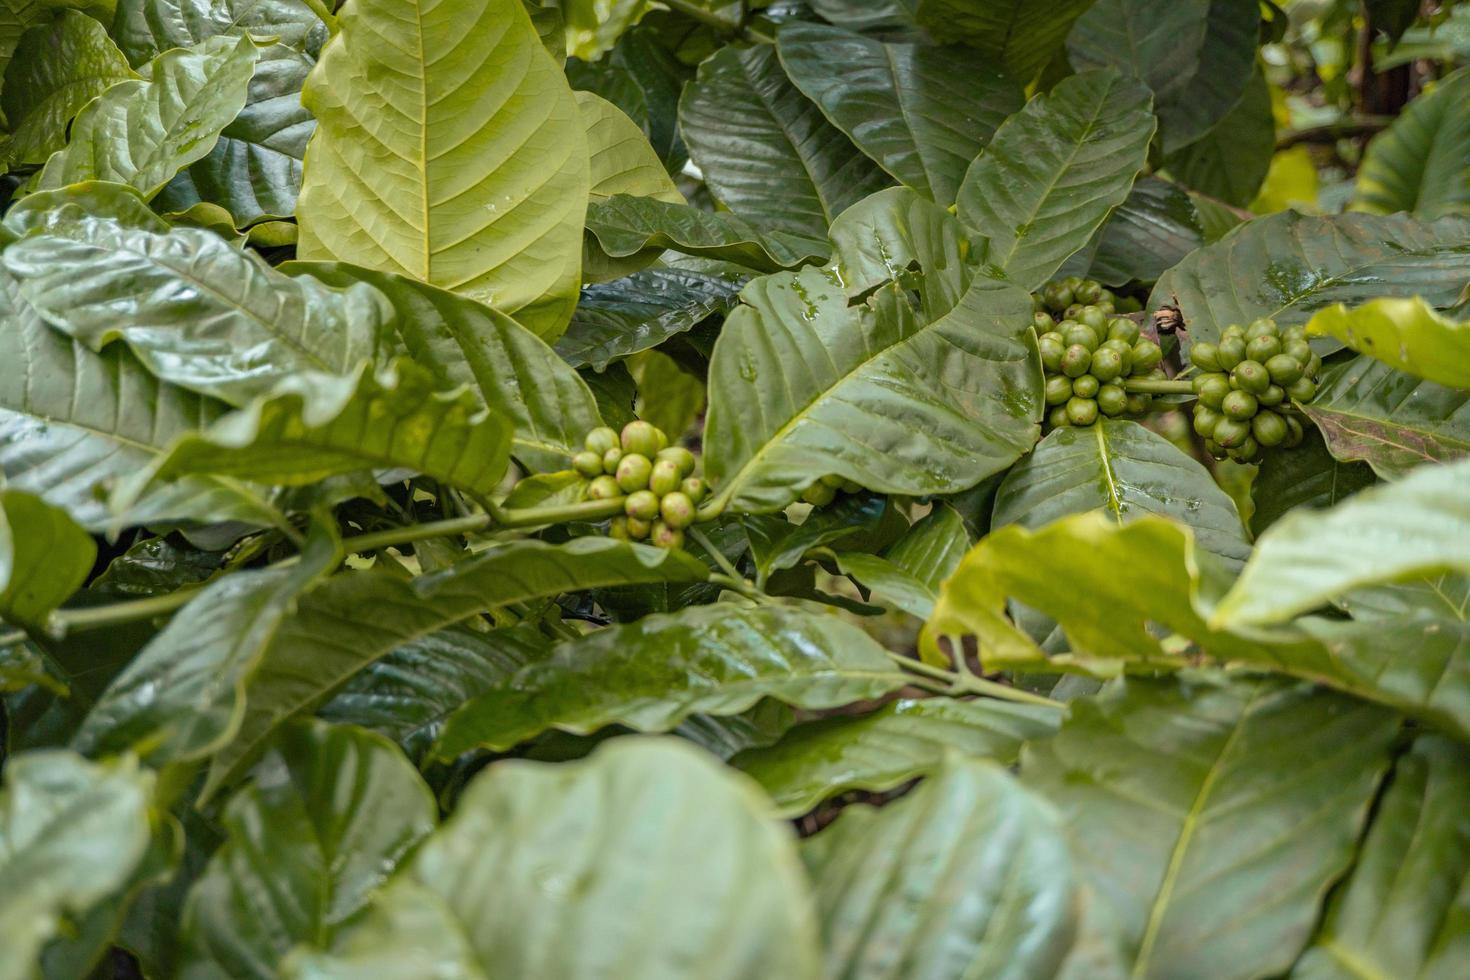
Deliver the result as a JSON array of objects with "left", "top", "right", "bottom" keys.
[
  {"left": 1188, "top": 319, "right": 1320, "bottom": 462},
  {"left": 572, "top": 421, "right": 707, "bottom": 549},
  {"left": 801, "top": 474, "right": 863, "bottom": 509},
  {"left": 1035, "top": 276, "right": 1144, "bottom": 319},
  {"left": 1036, "top": 308, "right": 1166, "bottom": 428}
]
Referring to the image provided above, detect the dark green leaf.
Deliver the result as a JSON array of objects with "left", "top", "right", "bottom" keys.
[
  {"left": 1164, "top": 66, "right": 1274, "bottom": 207},
  {"left": 0, "top": 489, "right": 95, "bottom": 629},
  {"left": 1352, "top": 67, "right": 1470, "bottom": 219},
  {"left": 1248, "top": 426, "right": 1375, "bottom": 535},
  {"left": 913, "top": 0, "right": 1095, "bottom": 81},
  {"left": 111, "top": 0, "right": 327, "bottom": 66},
  {"left": 584, "top": 194, "right": 829, "bottom": 272},
  {"left": 1085, "top": 176, "right": 1205, "bottom": 286},
  {"left": 556, "top": 268, "right": 744, "bottom": 371},
  {"left": 92, "top": 536, "right": 225, "bottom": 598}
]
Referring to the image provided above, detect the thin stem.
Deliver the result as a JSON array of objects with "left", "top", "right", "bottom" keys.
[
  {"left": 709, "top": 573, "right": 770, "bottom": 604},
  {"left": 884, "top": 651, "right": 1062, "bottom": 708},
  {"left": 344, "top": 514, "right": 491, "bottom": 554},
  {"left": 491, "top": 498, "right": 627, "bottom": 528},
  {"left": 688, "top": 526, "right": 742, "bottom": 581},
  {"left": 1123, "top": 379, "right": 1196, "bottom": 396}
]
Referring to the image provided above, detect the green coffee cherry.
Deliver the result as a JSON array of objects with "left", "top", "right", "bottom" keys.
[
  {"left": 1284, "top": 415, "right": 1304, "bottom": 448},
  {"left": 1033, "top": 311, "right": 1055, "bottom": 330},
  {"left": 608, "top": 515, "right": 631, "bottom": 540},
  {"left": 1189, "top": 342, "right": 1221, "bottom": 372},
  {"left": 1125, "top": 393, "right": 1151, "bottom": 415},
  {"left": 1097, "top": 299, "right": 1116, "bottom": 315},
  {"left": 1223, "top": 324, "right": 1245, "bottom": 340},
  {"left": 1245, "top": 318, "right": 1278, "bottom": 340},
  {"left": 1047, "top": 405, "right": 1071, "bottom": 428},
  {"left": 1214, "top": 418, "right": 1252, "bottom": 448},
  {"left": 650, "top": 521, "right": 684, "bottom": 550},
  {"left": 649, "top": 459, "right": 681, "bottom": 496},
  {"left": 602, "top": 447, "right": 623, "bottom": 473},
  {"left": 1075, "top": 281, "right": 1104, "bottom": 304},
  {"left": 1064, "top": 304, "right": 1085, "bottom": 321},
  {"left": 1097, "top": 384, "right": 1128, "bottom": 416},
  {"left": 681, "top": 477, "right": 707, "bottom": 503},
  {"left": 1042, "top": 282, "right": 1073, "bottom": 310},
  {"left": 1089, "top": 348, "right": 1123, "bottom": 383},
  {"left": 1217, "top": 336, "right": 1247, "bottom": 369},
  {"left": 1193, "top": 406, "right": 1224, "bottom": 438},
  {"left": 1257, "top": 384, "right": 1286, "bottom": 407},
  {"left": 1231, "top": 361, "right": 1270, "bottom": 395},
  {"left": 1228, "top": 436, "right": 1260, "bottom": 463},
  {"left": 1066, "top": 397, "right": 1098, "bottom": 426},
  {"left": 1063, "top": 324, "right": 1100, "bottom": 351},
  {"left": 1132, "top": 339, "right": 1163, "bottom": 371},
  {"left": 1195, "top": 374, "right": 1231, "bottom": 410},
  {"left": 840, "top": 479, "right": 862, "bottom": 494},
  {"left": 660, "top": 491, "right": 695, "bottom": 529},
  {"left": 1265, "top": 354, "right": 1303, "bottom": 385},
  {"left": 1247, "top": 335, "right": 1282, "bottom": 362},
  {"left": 1078, "top": 306, "right": 1108, "bottom": 330},
  {"left": 1284, "top": 339, "right": 1313, "bottom": 364},
  {"left": 626, "top": 515, "right": 653, "bottom": 540},
  {"left": 1286, "top": 377, "right": 1318, "bottom": 402},
  {"left": 585, "top": 426, "right": 620, "bottom": 456},
  {"left": 1072, "top": 374, "right": 1100, "bottom": 399},
  {"left": 588, "top": 475, "right": 621, "bottom": 500},
  {"left": 615, "top": 453, "right": 653, "bottom": 493},
  {"left": 820, "top": 474, "right": 845, "bottom": 489},
  {"left": 1107, "top": 317, "right": 1140, "bottom": 345},
  {"left": 1222, "top": 390, "right": 1258, "bottom": 420},
  {"left": 572, "top": 451, "right": 604, "bottom": 478},
  {"left": 621, "top": 420, "right": 662, "bottom": 457},
  {"left": 1306, "top": 352, "right": 1323, "bottom": 377},
  {"left": 1039, "top": 338, "right": 1065, "bottom": 373},
  {"left": 1045, "top": 375, "right": 1073, "bottom": 405},
  {"left": 625, "top": 489, "right": 660, "bottom": 520},
  {"left": 656, "top": 446, "right": 697, "bottom": 477},
  {"left": 1252, "top": 411, "right": 1288, "bottom": 447},
  {"left": 803, "top": 482, "right": 837, "bottom": 507},
  {"left": 1061, "top": 345, "right": 1092, "bottom": 378}
]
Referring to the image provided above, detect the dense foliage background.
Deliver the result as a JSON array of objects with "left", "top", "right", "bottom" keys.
[{"left": 0, "top": 0, "right": 1468, "bottom": 977}]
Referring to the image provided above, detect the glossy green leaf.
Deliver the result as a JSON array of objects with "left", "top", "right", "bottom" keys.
[
  {"left": 705, "top": 189, "right": 1042, "bottom": 514},
  {"left": 111, "top": 0, "right": 327, "bottom": 66},
  {"left": 1164, "top": 65, "right": 1275, "bottom": 208},
  {"left": 956, "top": 69, "right": 1155, "bottom": 291},
  {"left": 733, "top": 697, "right": 1062, "bottom": 816},
  {"left": 36, "top": 34, "right": 261, "bottom": 198},
  {"left": 1248, "top": 427, "right": 1376, "bottom": 535},
  {"left": 289, "top": 738, "right": 821, "bottom": 979},
  {"left": 829, "top": 552, "right": 938, "bottom": 619},
  {"left": 1213, "top": 456, "right": 1470, "bottom": 627},
  {"left": 744, "top": 494, "right": 891, "bottom": 584},
  {"left": 201, "top": 539, "right": 709, "bottom": 801},
  {"left": 678, "top": 43, "right": 890, "bottom": 240},
  {"left": 825, "top": 183, "right": 970, "bottom": 316},
  {"left": 556, "top": 268, "right": 743, "bottom": 371},
  {"left": 296, "top": 0, "right": 588, "bottom": 339},
  {"left": 1085, "top": 176, "right": 1205, "bottom": 286},
  {"left": 913, "top": 0, "right": 1095, "bottom": 81},
  {"left": 1305, "top": 296, "right": 1470, "bottom": 389},
  {"left": 1304, "top": 355, "right": 1470, "bottom": 477},
  {"left": 561, "top": 0, "right": 653, "bottom": 60},
  {"left": 0, "top": 489, "right": 95, "bottom": 629},
  {"left": 1022, "top": 674, "right": 1398, "bottom": 980},
  {"left": 1, "top": 11, "right": 138, "bottom": 166},
  {"left": 180, "top": 721, "right": 437, "bottom": 980},
  {"left": 93, "top": 536, "right": 224, "bottom": 598},
  {"left": 777, "top": 22, "right": 1023, "bottom": 206},
  {"left": 430, "top": 603, "right": 909, "bottom": 759},
  {"left": 809, "top": 0, "right": 916, "bottom": 31},
  {"left": 1352, "top": 67, "right": 1470, "bottom": 219},
  {"left": 0, "top": 0, "right": 49, "bottom": 84},
  {"left": 283, "top": 263, "right": 602, "bottom": 473},
  {"left": 1294, "top": 735, "right": 1470, "bottom": 979},
  {"left": 578, "top": 89, "right": 683, "bottom": 204},
  {"left": 1150, "top": 210, "right": 1470, "bottom": 347},
  {"left": 993, "top": 420, "right": 1251, "bottom": 565},
  {"left": 3, "top": 215, "right": 393, "bottom": 407},
  {"left": 806, "top": 755, "right": 1081, "bottom": 979},
  {"left": 885, "top": 503, "right": 971, "bottom": 591},
  {"left": 584, "top": 194, "right": 829, "bottom": 272},
  {"left": 72, "top": 527, "right": 339, "bottom": 765},
  {"left": 0, "top": 752, "right": 157, "bottom": 980}
]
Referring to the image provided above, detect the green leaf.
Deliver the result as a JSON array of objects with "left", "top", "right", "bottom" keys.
[
  {"left": 809, "top": 0, "right": 916, "bottom": 31},
  {"left": 430, "top": 604, "right": 909, "bottom": 759},
  {"left": 913, "top": 0, "right": 1095, "bottom": 81},
  {"left": 0, "top": 272, "right": 281, "bottom": 532},
  {"left": 1294, "top": 735, "right": 1470, "bottom": 979},
  {"left": 72, "top": 527, "right": 340, "bottom": 765},
  {"left": 776, "top": 22, "right": 1024, "bottom": 207},
  {"left": 1022, "top": 674, "right": 1398, "bottom": 980},
  {"left": 1248, "top": 426, "right": 1376, "bottom": 535},
  {"left": 296, "top": 0, "right": 589, "bottom": 340},
  {"left": 1085, "top": 176, "right": 1205, "bottom": 286},
  {"left": 1305, "top": 296, "right": 1470, "bottom": 389},
  {"left": 806, "top": 754, "right": 1082, "bottom": 979},
  {"left": 1163, "top": 65, "right": 1274, "bottom": 207},
  {"left": 1304, "top": 355, "right": 1470, "bottom": 478},
  {"left": 705, "top": 189, "right": 1042, "bottom": 514},
  {"left": 283, "top": 263, "right": 602, "bottom": 474},
  {"left": 200, "top": 538, "right": 709, "bottom": 801},
  {"left": 744, "top": 493, "right": 891, "bottom": 583},
  {"left": 1352, "top": 67, "right": 1470, "bottom": 219},
  {"left": 0, "top": 752, "right": 157, "bottom": 980},
  {"left": 1069, "top": 0, "right": 1258, "bottom": 153},
  {"left": 111, "top": 0, "right": 327, "bottom": 66},
  {"left": 829, "top": 552, "right": 938, "bottom": 618},
  {"left": 956, "top": 69, "right": 1155, "bottom": 291},
  {"left": 0, "top": 0, "right": 50, "bottom": 85},
  {"left": 288, "top": 738, "right": 821, "bottom": 979},
  {"left": 1, "top": 10, "right": 138, "bottom": 166},
  {"left": 733, "top": 697, "right": 1061, "bottom": 816},
  {"left": 678, "top": 43, "right": 890, "bottom": 240},
  {"left": 1150, "top": 210, "right": 1470, "bottom": 347},
  {"left": 578, "top": 89, "right": 683, "bottom": 204},
  {"left": 180, "top": 721, "right": 437, "bottom": 980},
  {"left": 0, "top": 489, "right": 95, "bottom": 629},
  {"left": 556, "top": 268, "right": 743, "bottom": 371},
  {"left": 584, "top": 194, "right": 829, "bottom": 272},
  {"left": 3, "top": 216, "right": 393, "bottom": 407},
  {"left": 36, "top": 34, "right": 261, "bottom": 198},
  {"left": 561, "top": 0, "right": 651, "bottom": 60},
  {"left": 92, "top": 536, "right": 224, "bottom": 598},
  {"left": 885, "top": 502, "right": 971, "bottom": 590},
  {"left": 993, "top": 420, "right": 1252, "bottom": 565},
  {"left": 1212, "top": 456, "right": 1470, "bottom": 627}
]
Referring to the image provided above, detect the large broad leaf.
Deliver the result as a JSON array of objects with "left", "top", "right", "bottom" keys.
[
  {"left": 3, "top": 215, "right": 392, "bottom": 407},
  {"left": 36, "top": 34, "right": 261, "bottom": 198},
  {"left": 111, "top": 0, "right": 328, "bottom": 66},
  {"left": 180, "top": 721, "right": 437, "bottom": 980},
  {"left": 1022, "top": 674, "right": 1399, "bottom": 980},
  {"left": 584, "top": 194, "right": 829, "bottom": 272},
  {"left": 1, "top": 11, "right": 138, "bottom": 166},
  {"left": 0, "top": 273, "right": 280, "bottom": 532},
  {"left": 955, "top": 69, "right": 1155, "bottom": 291},
  {"left": 556, "top": 267, "right": 744, "bottom": 371},
  {"left": 72, "top": 528, "right": 340, "bottom": 766},
  {"left": 1304, "top": 355, "right": 1470, "bottom": 477},
  {"left": 733, "top": 697, "right": 1062, "bottom": 816},
  {"left": 284, "top": 263, "right": 601, "bottom": 473},
  {"left": 678, "top": 43, "right": 890, "bottom": 240},
  {"left": 577, "top": 89, "right": 683, "bottom": 204},
  {"left": 1084, "top": 176, "right": 1205, "bottom": 286},
  {"left": 286, "top": 738, "right": 821, "bottom": 979},
  {"left": 296, "top": 0, "right": 589, "bottom": 340},
  {"left": 1163, "top": 64, "right": 1275, "bottom": 208},
  {"left": 1352, "top": 67, "right": 1470, "bottom": 220},
  {"left": 993, "top": 420, "right": 1251, "bottom": 564},
  {"left": 200, "top": 539, "right": 709, "bottom": 800},
  {"left": 1069, "top": 0, "right": 1258, "bottom": 153},
  {"left": 1305, "top": 296, "right": 1470, "bottom": 389},
  {"left": 428, "top": 603, "right": 910, "bottom": 760},
  {"left": 912, "top": 0, "right": 1095, "bottom": 81},
  {"left": 0, "top": 489, "right": 95, "bottom": 629},
  {"left": 1248, "top": 427, "right": 1375, "bottom": 535},
  {"left": 0, "top": 752, "right": 156, "bottom": 980},
  {"left": 704, "top": 188, "right": 1042, "bottom": 514},
  {"left": 1294, "top": 735, "right": 1470, "bottom": 979},
  {"left": 0, "top": 0, "right": 48, "bottom": 83},
  {"left": 1150, "top": 210, "right": 1470, "bottom": 347},
  {"left": 806, "top": 755, "right": 1081, "bottom": 979},
  {"left": 777, "top": 22, "right": 1023, "bottom": 207},
  {"left": 1213, "top": 456, "right": 1470, "bottom": 627}
]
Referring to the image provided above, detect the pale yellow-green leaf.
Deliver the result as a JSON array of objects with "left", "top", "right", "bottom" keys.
[
  {"left": 1248, "top": 145, "right": 1319, "bottom": 215},
  {"left": 1306, "top": 296, "right": 1470, "bottom": 389},
  {"left": 576, "top": 90, "right": 683, "bottom": 205}
]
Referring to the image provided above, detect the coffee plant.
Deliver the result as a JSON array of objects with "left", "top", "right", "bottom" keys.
[{"left": 1, "top": 0, "right": 1468, "bottom": 976}]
